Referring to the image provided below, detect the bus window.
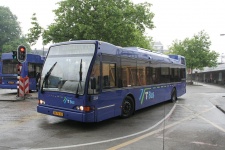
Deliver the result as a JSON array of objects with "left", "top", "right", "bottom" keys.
[
  {"left": 151, "top": 63, "right": 161, "bottom": 84},
  {"left": 121, "top": 58, "right": 136, "bottom": 87},
  {"left": 181, "top": 57, "right": 186, "bottom": 65},
  {"left": 146, "top": 66, "right": 153, "bottom": 85},
  {"left": 173, "top": 68, "right": 180, "bottom": 82},
  {"left": 2, "top": 60, "right": 17, "bottom": 74},
  {"left": 28, "top": 63, "right": 35, "bottom": 77},
  {"left": 137, "top": 60, "right": 148, "bottom": 86},
  {"left": 160, "top": 64, "right": 170, "bottom": 83},
  {"left": 181, "top": 68, "right": 186, "bottom": 80},
  {"left": 171, "top": 67, "right": 181, "bottom": 82},
  {"left": 102, "top": 63, "right": 116, "bottom": 89},
  {"left": 28, "top": 63, "right": 43, "bottom": 78},
  {"left": 36, "top": 64, "right": 43, "bottom": 74}
]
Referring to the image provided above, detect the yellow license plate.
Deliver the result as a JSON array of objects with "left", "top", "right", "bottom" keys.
[
  {"left": 8, "top": 81, "right": 14, "bottom": 84},
  {"left": 53, "top": 111, "right": 64, "bottom": 117}
]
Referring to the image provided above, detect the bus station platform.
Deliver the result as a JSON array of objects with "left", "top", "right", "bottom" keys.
[{"left": 0, "top": 89, "right": 38, "bottom": 101}]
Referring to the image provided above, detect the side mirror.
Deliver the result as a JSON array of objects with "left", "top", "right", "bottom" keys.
[{"left": 91, "top": 77, "right": 96, "bottom": 89}]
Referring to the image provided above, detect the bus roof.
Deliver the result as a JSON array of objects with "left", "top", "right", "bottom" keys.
[{"left": 49, "top": 40, "right": 185, "bottom": 65}]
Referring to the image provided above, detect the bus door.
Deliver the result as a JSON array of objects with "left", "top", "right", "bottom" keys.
[
  {"left": 99, "top": 62, "right": 123, "bottom": 121},
  {"left": 89, "top": 56, "right": 121, "bottom": 121},
  {"left": 96, "top": 57, "right": 137, "bottom": 120},
  {"left": 28, "top": 63, "right": 42, "bottom": 91}
]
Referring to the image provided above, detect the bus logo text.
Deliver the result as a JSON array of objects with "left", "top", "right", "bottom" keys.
[
  {"left": 139, "top": 88, "right": 155, "bottom": 104},
  {"left": 63, "top": 97, "right": 75, "bottom": 105}
]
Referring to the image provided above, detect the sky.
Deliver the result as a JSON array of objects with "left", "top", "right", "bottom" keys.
[{"left": 1, "top": 0, "right": 225, "bottom": 57}]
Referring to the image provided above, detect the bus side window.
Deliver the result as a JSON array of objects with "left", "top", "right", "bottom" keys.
[
  {"left": 28, "top": 63, "right": 35, "bottom": 78},
  {"left": 121, "top": 58, "right": 136, "bottom": 87},
  {"left": 103, "top": 75, "right": 110, "bottom": 87},
  {"left": 102, "top": 63, "right": 116, "bottom": 89}
]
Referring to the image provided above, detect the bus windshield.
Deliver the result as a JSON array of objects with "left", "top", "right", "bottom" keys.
[
  {"left": 2, "top": 59, "right": 18, "bottom": 74},
  {"left": 41, "top": 43, "right": 95, "bottom": 95}
]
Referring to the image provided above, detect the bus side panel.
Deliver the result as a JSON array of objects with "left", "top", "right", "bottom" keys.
[
  {"left": 29, "top": 78, "right": 37, "bottom": 91},
  {"left": 95, "top": 90, "right": 123, "bottom": 122},
  {"left": 176, "top": 82, "right": 186, "bottom": 97},
  {"left": 134, "top": 85, "right": 171, "bottom": 110}
]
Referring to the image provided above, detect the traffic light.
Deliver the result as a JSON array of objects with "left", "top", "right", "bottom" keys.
[
  {"left": 17, "top": 45, "right": 27, "bottom": 63},
  {"left": 12, "top": 51, "right": 17, "bottom": 59}
]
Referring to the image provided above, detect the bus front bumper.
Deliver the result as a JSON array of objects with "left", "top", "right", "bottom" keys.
[{"left": 37, "top": 105, "right": 95, "bottom": 122}]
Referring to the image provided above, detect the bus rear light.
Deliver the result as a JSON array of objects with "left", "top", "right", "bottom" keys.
[
  {"left": 75, "top": 106, "right": 92, "bottom": 112},
  {"left": 39, "top": 99, "right": 45, "bottom": 105}
]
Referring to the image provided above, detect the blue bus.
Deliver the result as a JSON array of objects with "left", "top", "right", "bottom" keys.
[
  {"left": 0, "top": 61, "right": 2, "bottom": 82},
  {"left": 37, "top": 40, "right": 186, "bottom": 122},
  {"left": 0, "top": 53, "right": 44, "bottom": 91}
]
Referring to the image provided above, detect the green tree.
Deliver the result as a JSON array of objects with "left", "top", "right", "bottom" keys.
[
  {"left": 26, "top": 13, "right": 43, "bottom": 46},
  {"left": 169, "top": 31, "right": 219, "bottom": 82},
  {"left": 0, "top": 6, "right": 31, "bottom": 54},
  {"left": 43, "top": 0, "right": 154, "bottom": 49},
  {"left": 2, "top": 37, "right": 31, "bottom": 52},
  {"left": 0, "top": 6, "right": 21, "bottom": 53}
]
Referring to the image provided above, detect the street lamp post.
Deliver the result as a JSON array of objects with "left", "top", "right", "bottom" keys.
[
  {"left": 220, "top": 34, "right": 225, "bottom": 63},
  {"left": 221, "top": 53, "right": 224, "bottom": 63}
]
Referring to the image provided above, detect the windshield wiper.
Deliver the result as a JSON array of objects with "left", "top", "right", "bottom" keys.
[
  {"left": 76, "top": 59, "right": 82, "bottom": 97},
  {"left": 41, "top": 62, "right": 57, "bottom": 93}
]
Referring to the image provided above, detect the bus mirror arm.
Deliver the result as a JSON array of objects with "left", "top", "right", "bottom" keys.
[{"left": 91, "top": 77, "right": 96, "bottom": 89}]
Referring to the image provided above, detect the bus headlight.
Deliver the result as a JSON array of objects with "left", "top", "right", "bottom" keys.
[
  {"left": 80, "top": 106, "right": 84, "bottom": 111},
  {"left": 39, "top": 99, "right": 45, "bottom": 105}
]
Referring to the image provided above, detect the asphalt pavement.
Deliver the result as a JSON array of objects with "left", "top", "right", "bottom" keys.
[
  {"left": 0, "top": 89, "right": 38, "bottom": 101},
  {"left": 188, "top": 82, "right": 225, "bottom": 114},
  {"left": 0, "top": 83, "right": 224, "bottom": 114}
]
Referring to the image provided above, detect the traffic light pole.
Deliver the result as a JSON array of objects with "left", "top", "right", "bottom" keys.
[
  {"left": 14, "top": 45, "right": 27, "bottom": 100},
  {"left": 17, "top": 62, "right": 21, "bottom": 98}
]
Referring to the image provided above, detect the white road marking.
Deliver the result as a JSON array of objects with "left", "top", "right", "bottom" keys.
[
  {"left": 29, "top": 104, "right": 177, "bottom": 150},
  {"left": 107, "top": 106, "right": 216, "bottom": 150},
  {"left": 30, "top": 103, "right": 224, "bottom": 150}
]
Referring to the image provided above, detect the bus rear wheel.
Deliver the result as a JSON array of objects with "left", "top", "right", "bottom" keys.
[
  {"left": 171, "top": 89, "right": 177, "bottom": 103},
  {"left": 121, "top": 96, "right": 134, "bottom": 118}
]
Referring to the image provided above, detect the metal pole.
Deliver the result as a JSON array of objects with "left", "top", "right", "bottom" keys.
[
  {"left": 43, "top": 45, "right": 44, "bottom": 56},
  {"left": 17, "top": 63, "right": 21, "bottom": 97},
  {"left": 220, "top": 34, "right": 225, "bottom": 63}
]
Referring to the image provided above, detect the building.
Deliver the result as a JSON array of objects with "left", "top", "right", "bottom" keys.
[
  {"left": 152, "top": 41, "right": 168, "bottom": 53},
  {"left": 190, "top": 64, "right": 225, "bottom": 85}
]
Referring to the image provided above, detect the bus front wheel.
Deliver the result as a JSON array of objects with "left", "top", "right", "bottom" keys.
[{"left": 121, "top": 96, "right": 134, "bottom": 118}]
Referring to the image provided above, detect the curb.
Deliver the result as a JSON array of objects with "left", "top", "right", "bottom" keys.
[
  {"left": 0, "top": 96, "right": 38, "bottom": 101},
  {"left": 216, "top": 105, "right": 225, "bottom": 114}
]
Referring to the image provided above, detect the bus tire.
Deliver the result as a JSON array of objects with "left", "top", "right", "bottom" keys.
[
  {"left": 171, "top": 89, "right": 177, "bottom": 103},
  {"left": 121, "top": 96, "right": 134, "bottom": 118}
]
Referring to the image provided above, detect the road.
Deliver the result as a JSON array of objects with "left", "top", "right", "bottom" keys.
[{"left": 0, "top": 83, "right": 225, "bottom": 150}]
